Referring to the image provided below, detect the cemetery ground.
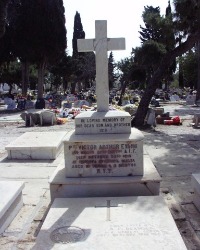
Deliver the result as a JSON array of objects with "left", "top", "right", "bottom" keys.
[{"left": 0, "top": 103, "right": 200, "bottom": 249}]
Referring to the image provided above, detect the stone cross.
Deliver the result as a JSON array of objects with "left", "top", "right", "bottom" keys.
[
  {"left": 78, "top": 20, "right": 125, "bottom": 112},
  {"left": 95, "top": 200, "right": 119, "bottom": 221}
]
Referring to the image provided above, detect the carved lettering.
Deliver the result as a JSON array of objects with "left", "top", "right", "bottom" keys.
[{"left": 67, "top": 142, "right": 140, "bottom": 175}]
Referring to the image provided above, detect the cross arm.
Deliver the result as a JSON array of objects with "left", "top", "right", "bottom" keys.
[
  {"left": 77, "top": 39, "right": 95, "bottom": 52},
  {"left": 107, "top": 38, "right": 126, "bottom": 51}
]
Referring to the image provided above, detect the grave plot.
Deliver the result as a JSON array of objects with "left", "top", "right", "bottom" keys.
[
  {"left": 0, "top": 181, "right": 24, "bottom": 234},
  {"left": 34, "top": 196, "right": 187, "bottom": 250},
  {"left": 5, "top": 132, "right": 67, "bottom": 160}
]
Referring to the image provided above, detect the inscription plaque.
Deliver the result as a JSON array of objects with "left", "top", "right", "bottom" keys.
[
  {"left": 97, "top": 223, "right": 180, "bottom": 249},
  {"left": 75, "top": 111, "right": 131, "bottom": 135},
  {"left": 64, "top": 141, "right": 143, "bottom": 177}
]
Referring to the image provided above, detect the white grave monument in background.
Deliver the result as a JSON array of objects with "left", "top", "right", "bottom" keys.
[
  {"left": 49, "top": 20, "right": 161, "bottom": 198},
  {"left": 35, "top": 20, "right": 187, "bottom": 250}
]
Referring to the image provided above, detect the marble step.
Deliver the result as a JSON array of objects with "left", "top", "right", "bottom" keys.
[
  {"left": 0, "top": 181, "right": 24, "bottom": 234},
  {"left": 5, "top": 131, "right": 67, "bottom": 160},
  {"left": 49, "top": 154, "right": 161, "bottom": 200},
  {"left": 33, "top": 196, "right": 187, "bottom": 250}
]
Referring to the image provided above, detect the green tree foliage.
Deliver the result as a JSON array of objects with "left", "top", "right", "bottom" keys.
[
  {"left": 0, "top": 0, "right": 9, "bottom": 38},
  {"left": 10, "top": 0, "right": 67, "bottom": 98},
  {"left": 181, "top": 49, "right": 198, "bottom": 88},
  {"left": 139, "top": 6, "right": 162, "bottom": 43},
  {"left": 164, "top": 1, "right": 176, "bottom": 88},
  {"left": 0, "top": 60, "right": 21, "bottom": 93},
  {"left": 108, "top": 52, "right": 117, "bottom": 90},
  {"left": 71, "top": 12, "right": 95, "bottom": 93},
  {"left": 137, "top": 3, "right": 176, "bottom": 87},
  {"left": 117, "top": 57, "right": 146, "bottom": 104},
  {"left": 133, "top": 41, "right": 167, "bottom": 86},
  {"left": 49, "top": 53, "right": 75, "bottom": 93},
  {"left": 0, "top": 25, "right": 14, "bottom": 66},
  {"left": 132, "top": 0, "right": 200, "bottom": 127},
  {"left": 78, "top": 52, "right": 95, "bottom": 90},
  {"left": 71, "top": 11, "right": 86, "bottom": 93},
  {"left": 197, "top": 41, "right": 200, "bottom": 101},
  {"left": 173, "top": 0, "right": 200, "bottom": 35},
  {"left": 117, "top": 57, "right": 134, "bottom": 105}
]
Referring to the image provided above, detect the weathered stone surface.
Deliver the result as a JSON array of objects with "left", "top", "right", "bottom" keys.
[
  {"left": 5, "top": 132, "right": 67, "bottom": 159},
  {"left": 77, "top": 20, "right": 125, "bottom": 112},
  {"left": 34, "top": 196, "right": 187, "bottom": 250},
  {"left": 63, "top": 128, "right": 144, "bottom": 177},
  {"left": 0, "top": 181, "right": 24, "bottom": 234},
  {"left": 75, "top": 110, "right": 131, "bottom": 134},
  {"left": 49, "top": 155, "right": 161, "bottom": 200},
  {"left": 192, "top": 174, "right": 200, "bottom": 212}
]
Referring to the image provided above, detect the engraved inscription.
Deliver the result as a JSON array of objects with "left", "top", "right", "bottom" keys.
[
  {"left": 97, "top": 223, "right": 180, "bottom": 248},
  {"left": 75, "top": 117, "right": 131, "bottom": 133},
  {"left": 67, "top": 143, "right": 138, "bottom": 174}
]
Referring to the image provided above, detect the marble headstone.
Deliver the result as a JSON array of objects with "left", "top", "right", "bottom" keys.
[{"left": 62, "top": 20, "right": 144, "bottom": 178}]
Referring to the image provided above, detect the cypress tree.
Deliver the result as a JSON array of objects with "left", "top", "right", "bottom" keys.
[
  {"left": 0, "top": 0, "right": 9, "bottom": 38},
  {"left": 72, "top": 11, "right": 85, "bottom": 58},
  {"left": 139, "top": 6, "right": 162, "bottom": 43},
  {"left": 108, "top": 52, "right": 116, "bottom": 90}
]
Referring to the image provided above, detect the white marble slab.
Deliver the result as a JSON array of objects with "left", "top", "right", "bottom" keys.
[
  {"left": 77, "top": 20, "right": 125, "bottom": 112},
  {"left": 191, "top": 173, "right": 200, "bottom": 212},
  {"left": 63, "top": 128, "right": 144, "bottom": 177},
  {"left": 193, "top": 193, "right": 200, "bottom": 213},
  {"left": 34, "top": 196, "right": 187, "bottom": 250},
  {"left": 192, "top": 173, "right": 200, "bottom": 195},
  {"left": 75, "top": 110, "right": 131, "bottom": 134},
  {"left": 5, "top": 132, "right": 67, "bottom": 159},
  {"left": 0, "top": 181, "right": 24, "bottom": 234},
  {"left": 49, "top": 155, "right": 161, "bottom": 199}
]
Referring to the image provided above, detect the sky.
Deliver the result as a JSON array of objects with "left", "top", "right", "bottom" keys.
[{"left": 63, "top": 0, "right": 170, "bottom": 62}]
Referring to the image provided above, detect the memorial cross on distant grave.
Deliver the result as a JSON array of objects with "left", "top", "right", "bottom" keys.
[{"left": 78, "top": 20, "right": 125, "bottom": 112}]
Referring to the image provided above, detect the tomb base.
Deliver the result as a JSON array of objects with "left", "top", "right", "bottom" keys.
[
  {"left": 192, "top": 173, "right": 200, "bottom": 212},
  {"left": 5, "top": 132, "right": 67, "bottom": 160},
  {"left": 49, "top": 155, "right": 161, "bottom": 200},
  {"left": 0, "top": 181, "right": 24, "bottom": 234},
  {"left": 63, "top": 128, "right": 144, "bottom": 177},
  {"left": 33, "top": 196, "right": 187, "bottom": 250}
]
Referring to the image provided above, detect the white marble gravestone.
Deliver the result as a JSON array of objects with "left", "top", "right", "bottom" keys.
[
  {"left": 50, "top": 20, "right": 161, "bottom": 198},
  {"left": 78, "top": 20, "right": 125, "bottom": 112},
  {"left": 34, "top": 196, "right": 187, "bottom": 250},
  {"left": 192, "top": 173, "right": 200, "bottom": 212},
  {"left": 6, "top": 132, "right": 66, "bottom": 160},
  {"left": 0, "top": 181, "right": 24, "bottom": 234},
  {"left": 75, "top": 20, "right": 129, "bottom": 135},
  {"left": 62, "top": 20, "right": 144, "bottom": 179},
  {"left": 64, "top": 128, "right": 143, "bottom": 177}
]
